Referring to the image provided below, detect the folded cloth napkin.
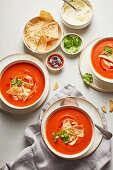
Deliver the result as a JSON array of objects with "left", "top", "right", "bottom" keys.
[{"left": 2, "top": 84, "right": 111, "bottom": 170}]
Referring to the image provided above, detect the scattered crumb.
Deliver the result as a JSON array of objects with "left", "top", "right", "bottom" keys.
[
  {"left": 53, "top": 82, "right": 59, "bottom": 91},
  {"left": 109, "top": 100, "right": 113, "bottom": 112},
  {"left": 101, "top": 106, "right": 107, "bottom": 113},
  {"left": 105, "top": 101, "right": 107, "bottom": 104}
]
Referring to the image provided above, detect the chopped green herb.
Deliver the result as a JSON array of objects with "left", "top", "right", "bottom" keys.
[
  {"left": 11, "top": 77, "right": 22, "bottom": 87},
  {"left": 73, "top": 37, "right": 82, "bottom": 47},
  {"left": 104, "top": 46, "right": 112, "bottom": 55},
  {"left": 64, "top": 35, "right": 73, "bottom": 48},
  {"left": 63, "top": 35, "right": 82, "bottom": 54},
  {"left": 60, "top": 130, "right": 70, "bottom": 144},
  {"left": 83, "top": 73, "right": 93, "bottom": 85},
  {"left": 52, "top": 132, "right": 59, "bottom": 142},
  {"left": 11, "top": 78, "right": 17, "bottom": 85}
]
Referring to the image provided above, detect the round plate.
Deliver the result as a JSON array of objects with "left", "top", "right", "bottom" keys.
[
  {"left": 23, "top": 16, "right": 62, "bottom": 54},
  {"left": 41, "top": 97, "right": 104, "bottom": 159},
  {"left": 0, "top": 53, "right": 50, "bottom": 114},
  {"left": 79, "top": 38, "right": 113, "bottom": 92}
]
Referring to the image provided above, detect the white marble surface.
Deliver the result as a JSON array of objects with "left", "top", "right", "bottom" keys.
[{"left": 0, "top": 0, "right": 113, "bottom": 169}]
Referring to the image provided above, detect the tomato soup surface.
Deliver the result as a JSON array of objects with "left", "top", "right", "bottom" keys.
[
  {"left": 46, "top": 108, "right": 93, "bottom": 155},
  {"left": 0, "top": 62, "right": 45, "bottom": 107},
  {"left": 91, "top": 39, "right": 113, "bottom": 79}
]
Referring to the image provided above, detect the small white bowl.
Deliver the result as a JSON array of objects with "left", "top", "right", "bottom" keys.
[
  {"left": 41, "top": 105, "right": 94, "bottom": 159},
  {"left": 60, "top": 0, "right": 94, "bottom": 29},
  {"left": 46, "top": 52, "right": 64, "bottom": 72},
  {"left": 23, "top": 16, "right": 62, "bottom": 54},
  {"left": 90, "top": 37, "right": 113, "bottom": 83},
  {"left": 61, "top": 33, "right": 83, "bottom": 55},
  {"left": 0, "top": 60, "right": 47, "bottom": 110}
]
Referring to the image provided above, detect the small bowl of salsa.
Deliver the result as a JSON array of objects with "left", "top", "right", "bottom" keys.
[{"left": 46, "top": 52, "right": 64, "bottom": 71}]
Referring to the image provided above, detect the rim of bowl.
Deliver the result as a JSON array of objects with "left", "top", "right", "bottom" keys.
[
  {"left": 41, "top": 105, "right": 95, "bottom": 159},
  {"left": 60, "top": 0, "right": 94, "bottom": 29},
  {"left": 61, "top": 33, "right": 83, "bottom": 55},
  {"left": 90, "top": 37, "right": 113, "bottom": 83},
  {"left": 23, "top": 16, "right": 63, "bottom": 55},
  {"left": 46, "top": 52, "right": 64, "bottom": 71},
  {"left": 0, "top": 60, "right": 47, "bottom": 109}
]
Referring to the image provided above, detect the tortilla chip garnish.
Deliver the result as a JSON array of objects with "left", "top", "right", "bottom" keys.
[
  {"left": 101, "top": 105, "right": 107, "bottom": 113},
  {"left": 40, "top": 10, "right": 55, "bottom": 21},
  {"left": 109, "top": 100, "right": 113, "bottom": 112},
  {"left": 42, "top": 22, "right": 59, "bottom": 41},
  {"left": 53, "top": 82, "right": 59, "bottom": 91},
  {"left": 36, "top": 35, "right": 47, "bottom": 52}
]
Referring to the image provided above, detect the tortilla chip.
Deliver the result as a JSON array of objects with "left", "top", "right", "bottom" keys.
[
  {"left": 6, "top": 87, "right": 23, "bottom": 96},
  {"left": 101, "top": 105, "right": 107, "bottom": 113},
  {"left": 42, "top": 22, "right": 59, "bottom": 41},
  {"left": 53, "top": 82, "right": 58, "bottom": 90},
  {"left": 40, "top": 10, "right": 55, "bottom": 21},
  {"left": 24, "top": 36, "right": 38, "bottom": 52},
  {"left": 109, "top": 100, "right": 113, "bottom": 112},
  {"left": 46, "top": 41, "right": 52, "bottom": 50},
  {"left": 36, "top": 35, "right": 47, "bottom": 52},
  {"left": 99, "top": 54, "right": 113, "bottom": 63}
]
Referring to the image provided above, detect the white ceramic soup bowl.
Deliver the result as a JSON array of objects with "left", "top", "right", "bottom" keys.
[
  {"left": 41, "top": 105, "right": 95, "bottom": 159},
  {"left": 90, "top": 37, "right": 113, "bottom": 83},
  {"left": 60, "top": 0, "right": 94, "bottom": 29},
  {"left": 0, "top": 59, "right": 48, "bottom": 110}
]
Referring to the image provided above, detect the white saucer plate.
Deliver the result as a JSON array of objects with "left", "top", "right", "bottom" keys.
[
  {"left": 79, "top": 38, "right": 113, "bottom": 92},
  {"left": 0, "top": 53, "right": 50, "bottom": 114},
  {"left": 41, "top": 97, "right": 104, "bottom": 159}
]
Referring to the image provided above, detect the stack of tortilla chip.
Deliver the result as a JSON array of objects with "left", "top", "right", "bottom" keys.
[{"left": 24, "top": 11, "right": 59, "bottom": 53}]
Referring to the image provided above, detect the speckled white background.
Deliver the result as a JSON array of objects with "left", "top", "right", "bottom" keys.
[{"left": 0, "top": 0, "right": 113, "bottom": 169}]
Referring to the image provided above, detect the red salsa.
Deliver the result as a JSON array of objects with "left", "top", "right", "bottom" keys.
[{"left": 47, "top": 54, "right": 64, "bottom": 69}]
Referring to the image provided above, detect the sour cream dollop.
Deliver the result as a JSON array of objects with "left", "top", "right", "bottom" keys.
[{"left": 62, "top": 0, "right": 93, "bottom": 25}]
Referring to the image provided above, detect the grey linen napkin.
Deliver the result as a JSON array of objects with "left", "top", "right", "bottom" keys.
[{"left": 2, "top": 84, "right": 111, "bottom": 170}]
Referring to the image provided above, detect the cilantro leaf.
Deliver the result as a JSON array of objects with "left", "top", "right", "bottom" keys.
[
  {"left": 11, "top": 77, "right": 22, "bottom": 87},
  {"left": 62, "top": 136, "right": 70, "bottom": 144},
  {"left": 60, "top": 130, "right": 70, "bottom": 144},
  {"left": 11, "top": 78, "right": 17, "bottom": 85},
  {"left": 83, "top": 73, "right": 93, "bottom": 85},
  {"left": 52, "top": 132, "right": 59, "bottom": 142},
  {"left": 64, "top": 35, "right": 73, "bottom": 48},
  {"left": 104, "top": 46, "right": 112, "bottom": 55},
  {"left": 17, "top": 78, "right": 22, "bottom": 85},
  {"left": 73, "top": 37, "right": 82, "bottom": 47}
]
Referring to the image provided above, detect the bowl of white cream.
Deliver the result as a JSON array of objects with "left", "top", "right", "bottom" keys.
[{"left": 61, "top": 0, "right": 93, "bottom": 29}]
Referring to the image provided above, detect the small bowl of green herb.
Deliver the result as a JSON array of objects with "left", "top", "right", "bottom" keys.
[{"left": 61, "top": 33, "right": 83, "bottom": 55}]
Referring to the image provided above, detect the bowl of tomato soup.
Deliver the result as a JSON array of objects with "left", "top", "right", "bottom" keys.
[
  {"left": 0, "top": 60, "right": 46, "bottom": 109},
  {"left": 41, "top": 106, "right": 94, "bottom": 159},
  {"left": 90, "top": 37, "right": 113, "bottom": 83}
]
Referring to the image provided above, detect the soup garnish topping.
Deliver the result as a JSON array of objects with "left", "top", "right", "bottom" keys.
[
  {"left": 99, "top": 46, "right": 113, "bottom": 71},
  {"left": 52, "top": 118, "right": 84, "bottom": 145},
  {"left": 104, "top": 46, "right": 112, "bottom": 55},
  {"left": 52, "top": 132, "right": 59, "bottom": 142},
  {"left": 60, "top": 130, "right": 70, "bottom": 144},
  {"left": 6, "top": 71, "right": 37, "bottom": 102}
]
